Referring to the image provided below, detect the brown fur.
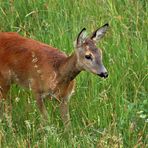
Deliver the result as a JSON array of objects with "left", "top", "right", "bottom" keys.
[
  {"left": 0, "top": 32, "right": 78, "bottom": 125},
  {"left": 0, "top": 24, "right": 109, "bottom": 127}
]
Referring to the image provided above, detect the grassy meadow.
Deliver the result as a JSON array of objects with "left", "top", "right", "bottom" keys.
[{"left": 0, "top": 0, "right": 147, "bottom": 147}]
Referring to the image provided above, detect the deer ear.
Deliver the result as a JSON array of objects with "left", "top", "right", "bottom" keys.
[
  {"left": 76, "top": 28, "right": 87, "bottom": 46},
  {"left": 90, "top": 23, "right": 109, "bottom": 42}
]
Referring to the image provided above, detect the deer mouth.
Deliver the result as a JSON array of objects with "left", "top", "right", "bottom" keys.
[{"left": 97, "top": 72, "right": 108, "bottom": 78}]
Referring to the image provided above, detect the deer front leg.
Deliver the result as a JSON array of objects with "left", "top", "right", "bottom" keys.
[
  {"left": 35, "top": 93, "right": 48, "bottom": 121},
  {"left": 59, "top": 99, "right": 71, "bottom": 128}
]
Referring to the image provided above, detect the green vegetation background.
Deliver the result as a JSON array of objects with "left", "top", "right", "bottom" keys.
[{"left": 0, "top": 0, "right": 147, "bottom": 147}]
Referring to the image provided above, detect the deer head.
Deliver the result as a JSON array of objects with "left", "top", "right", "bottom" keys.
[{"left": 75, "top": 23, "right": 109, "bottom": 78}]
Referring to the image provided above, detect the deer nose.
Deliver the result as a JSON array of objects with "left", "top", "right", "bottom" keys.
[{"left": 98, "top": 72, "right": 108, "bottom": 78}]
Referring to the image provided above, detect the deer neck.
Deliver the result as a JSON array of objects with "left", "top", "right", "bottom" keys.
[{"left": 59, "top": 53, "right": 81, "bottom": 83}]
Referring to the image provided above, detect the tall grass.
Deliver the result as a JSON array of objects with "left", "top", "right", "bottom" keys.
[{"left": 0, "top": 0, "right": 147, "bottom": 147}]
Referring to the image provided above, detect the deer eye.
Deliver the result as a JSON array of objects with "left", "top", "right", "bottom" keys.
[{"left": 85, "top": 54, "right": 92, "bottom": 60}]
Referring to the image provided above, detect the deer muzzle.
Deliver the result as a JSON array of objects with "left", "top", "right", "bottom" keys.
[
  {"left": 97, "top": 65, "right": 108, "bottom": 78},
  {"left": 98, "top": 72, "right": 108, "bottom": 78}
]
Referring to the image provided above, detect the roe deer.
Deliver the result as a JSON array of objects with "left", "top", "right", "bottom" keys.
[{"left": 0, "top": 23, "right": 109, "bottom": 127}]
